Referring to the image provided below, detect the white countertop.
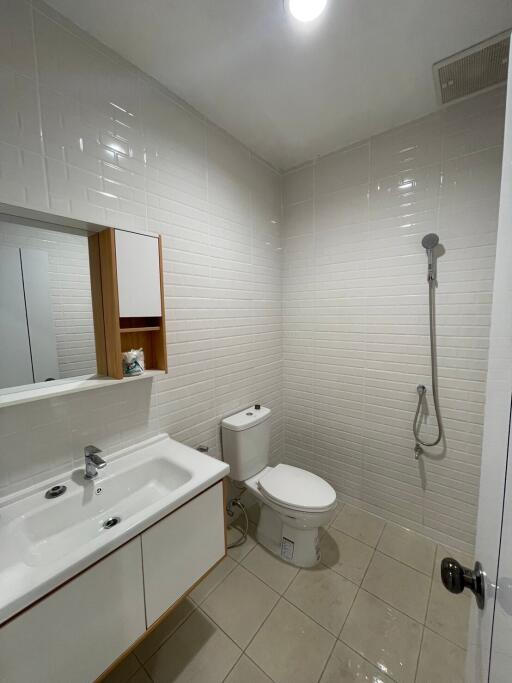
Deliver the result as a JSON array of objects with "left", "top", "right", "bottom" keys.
[{"left": 0, "top": 434, "right": 229, "bottom": 625}]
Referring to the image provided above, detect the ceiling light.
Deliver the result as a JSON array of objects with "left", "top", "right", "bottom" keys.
[{"left": 286, "top": 0, "right": 327, "bottom": 23}]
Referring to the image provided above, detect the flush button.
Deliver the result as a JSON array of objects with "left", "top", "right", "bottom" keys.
[{"left": 246, "top": 412, "right": 253, "bottom": 416}]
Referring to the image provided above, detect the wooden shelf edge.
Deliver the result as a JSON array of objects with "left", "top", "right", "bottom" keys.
[{"left": 120, "top": 326, "right": 161, "bottom": 333}]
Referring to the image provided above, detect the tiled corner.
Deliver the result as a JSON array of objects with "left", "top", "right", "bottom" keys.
[
  {"left": 246, "top": 599, "right": 335, "bottom": 683},
  {"left": 189, "top": 556, "right": 237, "bottom": 605},
  {"left": 100, "top": 654, "right": 140, "bottom": 683},
  {"left": 377, "top": 523, "right": 436, "bottom": 576},
  {"left": 425, "top": 577, "right": 471, "bottom": 649},
  {"left": 362, "top": 551, "right": 431, "bottom": 623},
  {"left": 242, "top": 544, "right": 299, "bottom": 594},
  {"left": 330, "top": 505, "right": 385, "bottom": 547},
  {"left": 320, "top": 640, "right": 394, "bottom": 683},
  {"left": 284, "top": 565, "right": 358, "bottom": 635},
  {"left": 201, "top": 565, "right": 279, "bottom": 648},
  {"left": 340, "top": 589, "right": 423, "bottom": 683},
  {"left": 415, "top": 628, "right": 466, "bottom": 683},
  {"left": 144, "top": 609, "right": 241, "bottom": 683},
  {"left": 224, "top": 655, "right": 273, "bottom": 683},
  {"left": 320, "top": 528, "right": 374, "bottom": 584},
  {"left": 134, "top": 598, "right": 195, "bottom": 664}
]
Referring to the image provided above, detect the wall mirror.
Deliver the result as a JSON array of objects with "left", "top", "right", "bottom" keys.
[{"left": 0, "top": 217, "right": 98, "bottom": 392}]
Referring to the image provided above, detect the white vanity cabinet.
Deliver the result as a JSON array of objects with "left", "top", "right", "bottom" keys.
[
  {"left": 142, "top": 481, "right": 225, "bottom": 625},
  {"left": 0, "top": 481, "right": 226, "bottom": 683},
  {"left": 115, "top": 229, "right": 161, "bottom": 318},
  {"left": 0, "top": 538, "right": 145, "bottom": 683}
]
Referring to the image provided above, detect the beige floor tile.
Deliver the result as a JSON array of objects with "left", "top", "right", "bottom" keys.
[
  {"left": 320, "top": 528, "right": 374, "bottom": 584},
  {"left": 145, "top": 609, "right": 241, "bottom": 683},
  {"left": 227, "top": 525, "right": 256, "bottom": 562},
  {"left": 425, "top": 576, "right": 471, "bottom": 648},
  {"left": 128, "top": 671, "right": 152, "bottom": 683},
  {"left": 201, "top": 565, "right": 279, "bottom": 648},
  {"left": 362, "top": 551, "right": 431, "bottom": 623},
  {"left": 341, "top": 590, "right": 423, "bottom": 683},
  {"left": 101, "top": 653, "right": 140, "bottom": 683},
  {"left": 377, "top": 524, "right": 436, "bottom": 575},
  {"left": 189, "top": 555, "right": 237, "bottom": 604},
  {"left": 242, "top": 544, "right": 299, "bottom": 593},
  {"left": 320, "top": 640, "right": 394, "bottom": 683},
  {"left": 415, "top": 628, "right": 466, "bottom": 683},
  {"left": 247, "top": 599, "right": 335, "bottom": 683},
  {"left": 284, "top": 565, "right": 358, "bottom": 635},
  {"left": 135, "top": 598, "right": 195, "bottom": 663},
  {"left": 331, "top": 505, "right": 385, "bottom": 547},
  {"left": 224, "top": 655, "right": 273, "bottom": 683}
]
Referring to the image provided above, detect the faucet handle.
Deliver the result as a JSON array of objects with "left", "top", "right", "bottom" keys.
[{"left": 84, "top": 445, "right": 102, "bottom": 456}]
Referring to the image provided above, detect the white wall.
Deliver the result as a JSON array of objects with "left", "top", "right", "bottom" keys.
[
  {"left": 467, "top": 42, "right": 512, "bottom": 682},
  {"left": 282, "top": 87, "right": 505, "bottom": 552},
  {"left": 0, "top": 221, "right": 96, "bottom": 379},
  {"left": 0, "top": 0, "right": 283, "bottom": 496}
]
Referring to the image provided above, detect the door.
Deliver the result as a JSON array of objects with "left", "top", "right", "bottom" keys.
[
  {"left": 0, "top": 246, "right": 34, "bottom": 388},
  {"left": 444, "top": 48, "right": 512, "bottom": 682},
  {"left": 21, "top": 248, "right": 59, "bottom": 382}
]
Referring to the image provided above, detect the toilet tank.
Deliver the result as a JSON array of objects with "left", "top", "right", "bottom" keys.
[{"left": 221, "top": 405, "right": 271, "bottom": 481}]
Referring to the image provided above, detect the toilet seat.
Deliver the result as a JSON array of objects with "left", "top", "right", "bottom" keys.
[{"left": 257, "top": 464, "right": 336, "bottom": 513}]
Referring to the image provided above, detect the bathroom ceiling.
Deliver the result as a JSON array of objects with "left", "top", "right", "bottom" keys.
[{"left": 45, "top": 0, "right": 511, "bottom": 170}]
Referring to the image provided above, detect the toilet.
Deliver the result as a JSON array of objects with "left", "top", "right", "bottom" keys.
[{"left": 221, "top": 405, "right": 337, "bottom": 567}]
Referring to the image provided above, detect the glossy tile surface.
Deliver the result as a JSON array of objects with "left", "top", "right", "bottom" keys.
[
  {"left": 377, "top": 523, "right": 436, "bottom": 575},
  {"left": 242, "top": 544, "right": 299, "bottom": 594},
  {"left": 284, "top": 565, "right": 358, "bottom": 635},
  {"left": 104, "top": 511, "right": 472, "bottom": 683},
  {"left": 415, "top": 628, "right": 466, "bottom": 683},
  {"left": 246, "top": 599, "right": 335, "bottom": 683},
  {"left": 320, "top": 528, "right": 374, "bottom": 584},
  {"left": 362, "top": 551, "right": 431, "bottom": 622},
  {"left": 282, "top": 86, "right": 504, "bottom": 553},
  {"left": 320, "top": 640, "right": 394, "bottom": 683},
  {"left": 341, "top": 590, "right": 423, "bottom": 683},
  {"left": 331, "top": 505, "right": 385, "bottom": 547},
  {"left": 201, "top": 565, "right": 279, "bottom": 648},
  {"left": 145, "top": 610, "right": 241, "bottom": 683}
]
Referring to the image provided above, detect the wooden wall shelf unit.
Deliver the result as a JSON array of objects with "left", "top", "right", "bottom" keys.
[{"left": 88, "top": 229, "right": 167, "bottom": 380}]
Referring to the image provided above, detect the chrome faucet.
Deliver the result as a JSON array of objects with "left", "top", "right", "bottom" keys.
[{"left": 84, "top": 445, "right": 106, "bottom": 479}]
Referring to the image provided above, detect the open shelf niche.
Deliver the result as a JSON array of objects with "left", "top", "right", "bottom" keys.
[{"left": 88, "top": 228, "right": 168, "bottom": 380}]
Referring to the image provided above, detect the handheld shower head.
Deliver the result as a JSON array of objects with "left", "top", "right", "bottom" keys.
[
  {"left": 422, "top": 233, "right": 439, "bottom": 284},
  {"left": 422, "top": 233, "right": 439, "bottom": 251}
]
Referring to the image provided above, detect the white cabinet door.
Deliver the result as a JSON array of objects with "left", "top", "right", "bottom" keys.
[
  {"left": 0, "top": 539, "right": 146, "bottom": 683},
  {"left": 0, "top": 246, "right": 33, "bottom": 389},
  {"left": 21, "top": 248, "right": 59, "bottom": 382},
  {"left": 142, "top": 483, "right": 225, "bottom": 626},
  {"left": 115, "top": 230, "right": 161, "bottom": 317}
]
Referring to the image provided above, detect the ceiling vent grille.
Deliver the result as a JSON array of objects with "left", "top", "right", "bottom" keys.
[{"left": 433, "top": 31, "right": 510, "bottom": 105}]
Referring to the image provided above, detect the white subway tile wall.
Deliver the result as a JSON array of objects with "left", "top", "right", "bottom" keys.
[
  {"left": 0, "top": 0, "right": 283, "bottom": 495},
  {"left": 282, "top": 87, "right": 505, "bottom": 553},
  {"left": 0, "top": 221, "right": 96, "bottom": 379},
  {"left": 0, "top": 0, "right": 505, "bottom": 554}
]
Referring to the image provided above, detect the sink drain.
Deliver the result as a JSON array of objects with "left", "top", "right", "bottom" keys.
[
  {"left": 45, "top": 485, "right": 67, "bottom": 499},
  {"left": 102, "top": 516, "right": 121, "bottom": 530}
]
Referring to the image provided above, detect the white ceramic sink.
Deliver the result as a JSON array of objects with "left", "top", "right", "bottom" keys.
[{"left": 0, "top": 434, "right": 229, "bottom": 625}]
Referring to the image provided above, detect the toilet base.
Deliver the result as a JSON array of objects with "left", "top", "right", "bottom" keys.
[{"left": 256, "top": 504, "right": 321, "bottom": 568}]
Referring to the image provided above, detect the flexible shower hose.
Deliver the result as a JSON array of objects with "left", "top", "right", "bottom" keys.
[{"left": 413, "top": 282, "right": 443, "bottom": 448}]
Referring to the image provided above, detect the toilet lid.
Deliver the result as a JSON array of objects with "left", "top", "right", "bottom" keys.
[{"left": 258, "top": 464, "right": 336, "bottom": 513}]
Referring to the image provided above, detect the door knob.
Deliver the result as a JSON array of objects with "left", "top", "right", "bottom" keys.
[{"left": 441, "top": 557, "right": 485, "bottom": 609}]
